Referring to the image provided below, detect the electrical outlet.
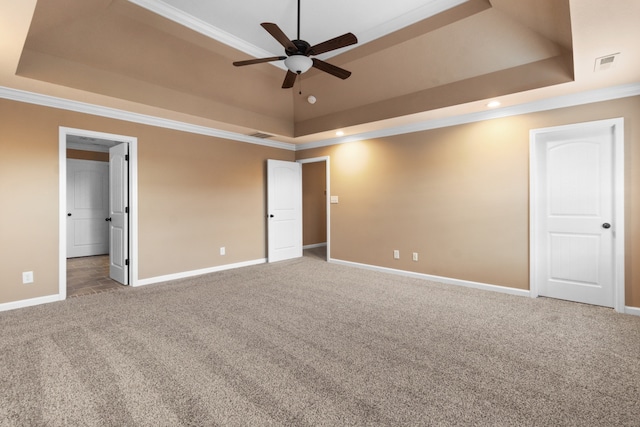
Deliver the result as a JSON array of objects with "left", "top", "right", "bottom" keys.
[
  {"left": 22, "top": 271, "right": 34, "bottom": 284},
  {"left": 413, "top": 252, "right": 419, "bottom": 262},
  {"left": 220, "top": 247, "right": 226, "bottom": 255},
  {"left": 393, "top": 250, "right": 400, "bottom": 259}
]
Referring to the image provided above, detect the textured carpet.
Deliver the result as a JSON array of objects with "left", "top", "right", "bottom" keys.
[{"left": 1, "top": 250, "right": 639, "bottom": 426}]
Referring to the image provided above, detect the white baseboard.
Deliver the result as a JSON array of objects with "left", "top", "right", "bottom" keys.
[
  {"left": 4, "top": 258, "right": 637, "bottom": 316},
  {"left": 330, "top": 258, "right": 531, "bottom": 298},
  {"left": 303, "top": 242, "right": 327, "bottom": 249},
  {"left": 134, "top": 258, "right": 267, "bottom": 287},
  {"left": 624, "top": 306, "right": 640, "bottom": 317},
  {"left": 0, "top": 294, "right": 63, "bottom": 313}
]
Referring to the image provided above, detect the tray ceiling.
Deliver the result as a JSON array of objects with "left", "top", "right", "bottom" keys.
[{"left": 8, "top": 0, "right": 640, "bottom": 144}]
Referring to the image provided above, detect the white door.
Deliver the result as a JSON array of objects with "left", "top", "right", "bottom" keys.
[
  {"left": 109, "top": 143, "right": 129, "bottom": 284},
  {"left": 532, "top": 121, "right": 621, "bottom": 308},
  {"left": 267, "top": 159, "right": 302, "bottom": 262},
  {"left": 66, "top": 159, "right": 109, "bottom": 258}
]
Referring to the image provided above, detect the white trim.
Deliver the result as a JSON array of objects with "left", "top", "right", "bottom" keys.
[
  {"left": 529, "top": 118, "right": 625, "bottom": 312},
  {"left": 625, "top": 306, "right": 640, "bottom": 317},
  {"left": 2, "top": 84, "right": 639, "bottom": 153},
  {"left": 135, "top": 258, "right": 266, "bottom": 287},
  {"left": 298, "top": 83, "right": 640, "bottom": 150},
  {"left": 0, "top": 294, "right": 63, "bottom": 313},
  {"left": 330, "top": 258, "right": 531, "bottom": 298},
  {"left": 128, "top": 0, "right": 467, "bottom": 63},
  {"left": 303, "top": 242, "right": 327, "bottom": 249},
  {"left": 297, "top": 156, "right": 331, "bottom": 260},
  {"left": 60, "top": 127, "right": 140, "bottom": 298},
  {"left": 59, "top": 130, "right": 67, "bottom": 300},
  {"left": 0, "top": 86, "right": 295, "bottom": 151},
  {"left": 127, "top": 0, "right": 288, "bottom": 71},
  {"left": 343, "top": 0, "right": 468, "bottom": 59}
]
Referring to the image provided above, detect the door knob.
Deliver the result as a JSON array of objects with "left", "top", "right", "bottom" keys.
[
  {"left": 602, "top": 223, "right": 611, "bottom": 229},
  {"left": 105, "top": 217, "right": 112, "bottom": 222},
  {"left": 67, "top": 213, "right": 72, "bottom": 217}
]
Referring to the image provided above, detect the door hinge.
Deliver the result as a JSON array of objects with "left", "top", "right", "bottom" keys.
[
  {"left": 125, "top": 154, "right": 129, "bottom": 161},
  {"left": 125, "top": 259, "right": 129, "bottom": 266},
  {"left": 125, "top": 206, "right": 129, "bottom": 214}
]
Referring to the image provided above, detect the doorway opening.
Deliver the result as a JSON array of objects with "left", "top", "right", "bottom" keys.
[
  {"left": 299, "top": 157, "right": 330, "bottom": 261},
  {"left": 59, "top": 127, "right": 138, "bottom": 299}
]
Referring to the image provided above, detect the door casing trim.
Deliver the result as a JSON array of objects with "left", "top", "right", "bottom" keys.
[{"left": 59, "top": 127, "right": 139, "bottom": 299}]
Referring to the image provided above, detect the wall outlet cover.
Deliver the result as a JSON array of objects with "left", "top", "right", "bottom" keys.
[{"left": 22, "top": 271, "right": 34, "bottom": 284}]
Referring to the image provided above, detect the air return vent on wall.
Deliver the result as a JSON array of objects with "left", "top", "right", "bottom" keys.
[
  {"left": 594, "top": 53, "right": 620, "bottom": 72},
  {"left": 248, "top": 132, "right": 274, "bottom": 139}
]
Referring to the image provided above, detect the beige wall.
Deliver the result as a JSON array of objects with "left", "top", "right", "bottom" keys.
[
  {"left": 137, "top": 131, "right": 291, "bottom": 278},
  {"left": 2, "top": 95, "right": 639, "bottom": 309},
  {"left": 302, "top": 161, "right": 327, "bottom": 246},
  {"left": 296, "top": 96, "right": 640, "bottom": 307},
  {"left": 0, "top": 98, "right": 293, "bottom": 305}
]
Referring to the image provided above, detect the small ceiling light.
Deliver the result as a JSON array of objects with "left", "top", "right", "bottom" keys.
[
  {"left": 487, "top": 100, "right": 501, "bottom": 108},
  {"left": 307, "top": 95, "right": 317, "bottom": 104},
  {"left": 284, "top": 55, "right": 313, "bottom": 74},
  {"left": 336, "top": 131, "right": 345, "bottom": 137}
]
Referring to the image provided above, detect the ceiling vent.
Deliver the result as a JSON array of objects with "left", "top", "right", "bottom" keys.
[
  {"left": 594, "top": 53, "right": 620, "bottom": 72},
  {"left": 248, "top": 132, "right": 274, "bottom": 139}
]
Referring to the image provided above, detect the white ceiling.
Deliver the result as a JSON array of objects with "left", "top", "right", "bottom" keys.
[{"left": 128, "top": 0, "right": 468, "bottom": 65}]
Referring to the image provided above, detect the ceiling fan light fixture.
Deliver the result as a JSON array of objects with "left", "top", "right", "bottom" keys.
[{"left": 285, "top": 55, "right": 313, "bottom": 74}]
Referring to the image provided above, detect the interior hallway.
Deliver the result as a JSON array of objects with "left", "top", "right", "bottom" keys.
[{"left": 67, "top": 255, "right": 122, "bottom": 298}]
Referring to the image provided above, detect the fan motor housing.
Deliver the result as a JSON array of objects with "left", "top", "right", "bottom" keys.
[{"left": 287, "top": 39, "right": 311, "bottom": 56}]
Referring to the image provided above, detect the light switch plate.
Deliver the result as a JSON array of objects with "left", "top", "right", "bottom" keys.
[{"left": 330, "top": 196, "right": 339, "bottom": 204}]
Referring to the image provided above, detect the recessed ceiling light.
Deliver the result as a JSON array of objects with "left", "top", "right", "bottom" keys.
[
  {"left": 336, "top": 131, "right": 345, "bottom": 137},
  {"left": 487, "top": 100, "right": 501, "bottom": 108}
]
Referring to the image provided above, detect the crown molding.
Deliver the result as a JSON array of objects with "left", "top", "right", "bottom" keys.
[
  {"left": 2, "top": 83, "right": 639, "bottom": 153},
  {"left": 127, "top": 0, "right": 288, "bottom": 71},
  {"left": 127, "top": 0, "right": 468, "bottom": 62},
  {"left": 0, "top": 86, "right": 296, "bottom": 151},
  {"left": 297, "top": 82, "right": 640, "bottom": 151}
]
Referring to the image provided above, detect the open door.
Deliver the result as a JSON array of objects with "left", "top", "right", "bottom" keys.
[
  {"left": 267, "top": 159, "right": 302, "bottom": 262},
  {"left": 109, "top": 143, "right": 129, "bottom": 284}
]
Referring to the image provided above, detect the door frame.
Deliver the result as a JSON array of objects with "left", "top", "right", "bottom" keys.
[
  {"left": 529, "top": 118, "right": 625, "bottom": 312},
  {"left": 297, "top": 156, "right": 331, "bottom": 261},
  {"left": 59, "top": 127, "right": 139, "bottom": 299}
]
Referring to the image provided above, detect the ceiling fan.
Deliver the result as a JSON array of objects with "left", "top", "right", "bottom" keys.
[{"left": 233, "top": 0, "right": 358, "bottom": 89}]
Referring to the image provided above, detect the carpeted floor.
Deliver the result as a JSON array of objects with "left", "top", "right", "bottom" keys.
[{"left": 1, "top": 251, "right": 639, "bottom": 426}]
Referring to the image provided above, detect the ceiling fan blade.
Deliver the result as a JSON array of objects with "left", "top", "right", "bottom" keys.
[
  {"left": 233, "top": 56, "right": 286, "bottom": 66},
  {"left": 261, "top": 23, "right": 297, "bottom": 51},
  {"left": 311, "top": 58, "right": 352, "bottom": 80},
  {"left": 309, "top": 33, "right": 358, "bottom": 56},
  {"left": 282, "top": 70, "right": 298, "bottom": 88}
]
